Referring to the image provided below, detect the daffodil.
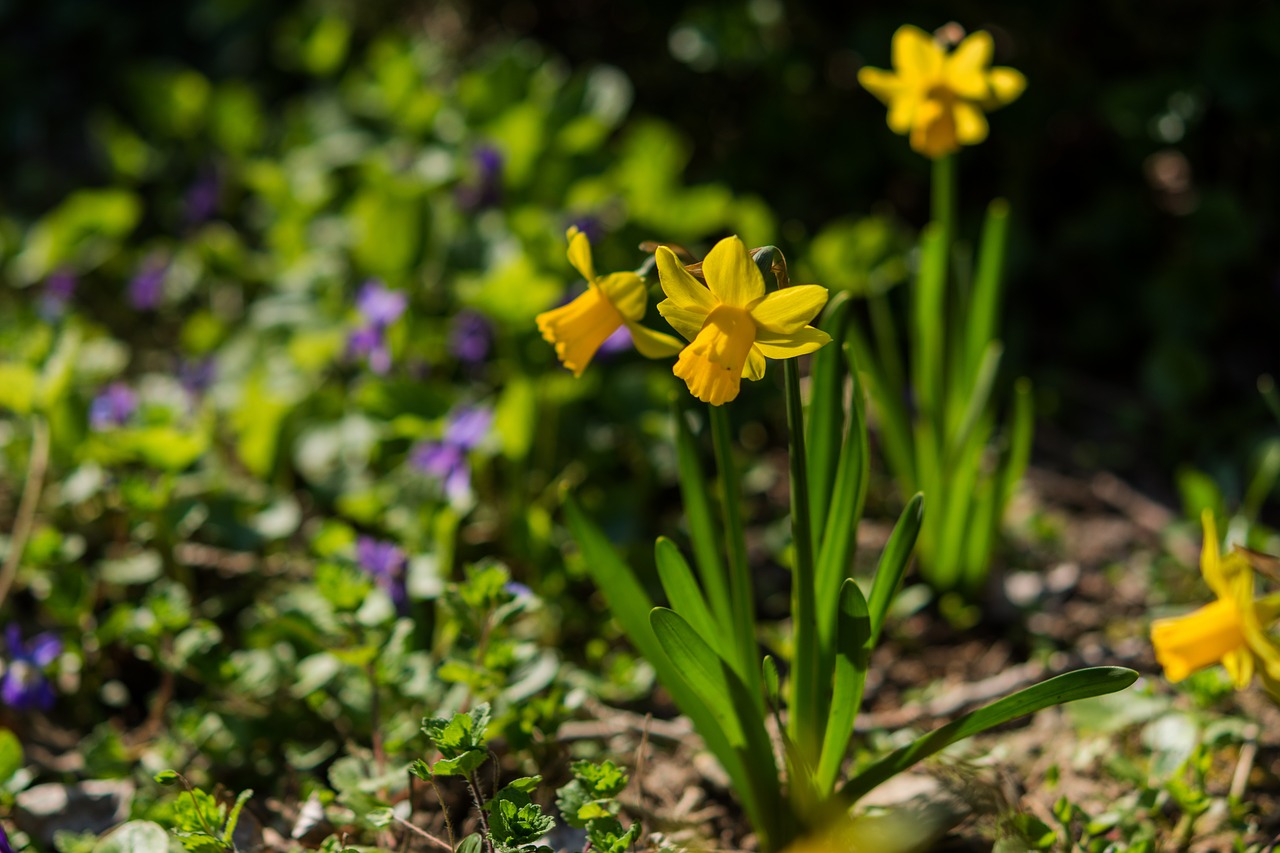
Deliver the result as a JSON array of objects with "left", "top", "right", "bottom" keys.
[
  {"left": 536, "top": 227, "right": 682, "bottom": 377},
  {"left": 655, "top": 236, "right": 830, "bottom": 406},
  {"left": 858, "top": 25, "right": 1026, "bottom": 159},
  {"left": 1151, "top": 510, "right": 1280, "bottom": 692}
]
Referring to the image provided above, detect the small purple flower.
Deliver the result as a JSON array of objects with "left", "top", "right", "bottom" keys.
[
  {"left": 348, "top": 281, "right": 408, "bottom": 375},
  {"left": 449, "top": 310, "right": 493, "bottom": 364},
  {"left": 505, "top": 581, "right": 532, "bottom": 599},
  {"left": 410, "top": 405, "right": 493, "bottom": 502},
  {"left": 184, "top": 168, "right": 220, "bottom": 225},
  {"left": 356, "top": 536, "right": 408, "bottom": 613},
  {"left": 89, "top": 382, "right": 138, "bottom": 431},
  {"left": 178, "top": 357, "right": 216, "bottom": 398},
  {"left": 567, "top": 215, "right": 605, "bottom": 245},
  {"left": 39, "top": 270, "right": 77, "bottom": 320},
  {"left": 2, "top": 625, "right": 60, "bottom": 711},
  {"left": 0, "top": 821, "right": 14, "bottom": 853},
  {"left": 596, "top": 324, "right": 632, "bottom": 357},
  {"left": 456, "top": 145, "right": 504, "bottom": 211},
  {"left": 128, "top": 257, "right": 167, "bottom": 311},
  {"left": 357, "top": 280, "right": 408, "bottom": 328}
]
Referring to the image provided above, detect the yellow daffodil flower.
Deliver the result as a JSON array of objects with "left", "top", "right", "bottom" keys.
[
  {"left": 655, "top": 236, "right": 830, "bottom": 406},
  {"left": 1151, "top": 510, "right": 1280, "bottom": 692},
  {"left": 858, "top": 25, "right": 1026, "bottom": 158},
  {"left": 536, "top": 227, "right": 682, "bottom": 377}
]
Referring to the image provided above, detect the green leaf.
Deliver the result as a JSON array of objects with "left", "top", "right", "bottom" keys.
[
  {"left": 0, "top": 729, "right": 22, "bottom": 785},
  {"left": 564, "top": 497, "right": 781, "bottom": 849},
  {"left": 807, "top": 294, "right": 851, "bottom": 531},
  {"left": 154, "top": 770, "right": 181, "bottom": 786},
  {"left": 839, "top": 668, "right": 1139, "bottom": 804},
  {"left": 92, "top": 821, "right": 170, "bottom": 853},
  {"left": 654, "top": 537, "right": 720, "bottom": 657},
  {"left": 866, "top": 493, "right": 923, "bottom": 644},
  {"left": 457, "top": 834, "right": 484, "bottom": 853},
  {"left": 815, "top": 579, "right": 871, "bottom": 794},
  {"left": 0, "top": 363, "right": 38, "bottom": 414},
  {"left": 964, "top": 199, "right": 1011, "bottom": 387},
  {"left": 671, "top": 403, "right": 730, "bottom": 630}
]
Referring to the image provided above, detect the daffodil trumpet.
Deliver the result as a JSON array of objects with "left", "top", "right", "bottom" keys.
[
  {"left": 536, "top": 226, "right": 682, "bottom": 377},
  {"left": 1151, "top": 509, "right": 1280, "bottom": 700}
]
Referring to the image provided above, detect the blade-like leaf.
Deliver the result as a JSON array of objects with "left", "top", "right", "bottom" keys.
[
  {"left": 867, "top": 493, "right": 923, "bottom": 644},
  {"left": 655, "top": 537, "right": 721, "bottom": 657},
  {"left": 964, "top": 199, "right": 1011, "bottom": 385},
  {"left": 839, "top": 667, "right": 1139, "bottom": 804},
  {"left": 650, "top": 607, "right": 783, "bottom": 845},
  {"left": 564, "top": 497, "right": 771, "bottom": 843},
  {"left": 815, "top": 579, "right": 871, "bottom": 794},
  {"left": 673, "top": 403, "right": 732, "bottom": 629},
  {"left": 808, "top": 295, "right": 852, "bottom": 532}
]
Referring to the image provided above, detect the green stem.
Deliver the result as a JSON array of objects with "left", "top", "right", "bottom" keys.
[
  {"left": 709, "top": 404, "right": 760, "bottom": 701},
  {"left": 931, "top": 152, "right": 956, "bottom": 251},
  {"left": 783, "top": 359, "right": 820, "bottom": 764},
  {"left": 0, "top": 416, "right": 50, "bottom": 612}
]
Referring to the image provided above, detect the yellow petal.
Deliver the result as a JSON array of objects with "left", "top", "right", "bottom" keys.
[
  {"left": 535, "top": 287, "right": 624, "bottom": 377},
  {"left": 701, "top": 235, "right": 766, "bottom": 309},
  {"left": 944, "top": 31, "right": 993, "bottom": 100},
  {"left": 657, "top": 246, "right": 717, "bottom": 313},
  {"left": 750, "top": 285, "right": 829, "bottom": 334},
  {"left": 886, "top": 90, "right": 922, "bottom": 135},
  {"left": 857, "top": 67, "right": 903, "bottom": 106},
  {"left": 953, "top": 101, "right": 989, "bottom": 146},
  {"left": 753, "top": 325, "right": 831, "bottom": 359},
  {"left": 672, "top": 304, "right": 757, "bottom": 406},
  {"left": 596, "top": 272, "right": 647, "bottom": 321},
  {"left": 1200, "top": 509, "right": 1228, "bottom": 597},
  {"left": 984, "top": 67, "right": 1026, "bottom": 109},
  {"left": 892, "top": 25, "right": 943, "bottom": 83},
  {"left": 743, "top": 346, "right": 765, "bottom": 382},
  {"left": 624, "top": 320, "right": 684, "bottom": 359},
  {"left": 1151, "top": 598, "right": 1247, "bottom": 683},
  {"left": 656, "top": 299, "right": 708, "bottom": 342},
  {"left": 566, "top": 228, "right": 596, "bottom": 283}
]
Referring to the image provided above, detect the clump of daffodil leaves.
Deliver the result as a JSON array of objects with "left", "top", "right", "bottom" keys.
[
  {"left": 858, "top": 24, "right": 1026, "bottom": 158},
  {"left": 537, "top": 229, "right": 831, "bottom": 405}
]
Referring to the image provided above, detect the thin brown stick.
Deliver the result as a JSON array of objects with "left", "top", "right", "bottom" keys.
[
  {"left": 0, "top": 416, "right": 50, "bottom": 610},
  {"left": 394, "top": 815, "right": 454, "bottom": 851}
]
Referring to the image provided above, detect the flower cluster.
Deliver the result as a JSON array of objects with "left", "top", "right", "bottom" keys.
[
  {"left": 535, "top": 230, "right": 830, "bottom": 406},
  {"left": 2, "top": 625, "right": 60, "bottom": 711},
  {"left": 348, "top": 280, "right": 408, "bottom": 375},
  {"left": 858, "top": 25, "right": 1025, "bottom": 159},
  {"left": 1151, "top": 510, "right": 1280, "bottom": 699},
  {"left": 411, "top": 405, "right": 492, "bottom": 502},
  {"left": 356, "top": 536, "right": 409, "bottom": 614}
]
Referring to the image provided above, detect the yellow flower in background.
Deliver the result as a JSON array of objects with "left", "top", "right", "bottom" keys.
[
  {"left": 1151, "top": 510, "right": 1280, "bottom": 692},
  {"left": 536, "top": 227, "right": 682, "bottom": 377},
  {"left": 858, "top": 25, "right": 1026, "bottom": 158},
  {"left": 656, "top": 236, "right": 830, "bottom": 406}
]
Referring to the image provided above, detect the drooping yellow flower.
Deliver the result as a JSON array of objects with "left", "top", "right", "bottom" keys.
[
  {"left": 536, "top": 227, "right": 682, "bottom": 377},
  {"left": 655, "top": 236, "right": 830, "bottom": 406},
  {"left": 1151, "top": 510, "right": 1280, "bottom": 691},
  {"left": 858, "top": 25, "right": 1026, "bottom": 159}
]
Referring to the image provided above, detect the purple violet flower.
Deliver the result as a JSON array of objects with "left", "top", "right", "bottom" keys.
[
  {"left": 2, "top": 626, "right": 60, "bottom": 711},
  {"left": 596, "top": 324, "right": 633, "bottom": 357},
  {"left": 567, "top": 215, "right": 605, "bottom": 245},
  {"left": 184, "top": 168, "right": 220, "bottom": 225},
  {"left": 178, "top": 358, "right": 216, "bottom": 398},
  {"left": 39, "top": 270, "right": 76, "bottom": 320},
  {"left": 348, "top": 281, "right": 408, "bottom": 375},
  {"left": 89, "top": 382, "right": 138, "bottom": 431},
  {"left": 128, "top": 257, "right": 167, "bottom": 311},
  {"left": 356, "top": 536, "right": 408, "bottom": 613},
  {"left": 0, "top": 821, "right": 14, "bottom": 853},
  {"left": 410, "top": 405, "right": 493, "bottom": 502},
  {"left": 456, "top": 145, "right": 504, "bottom": 211},
  {"left": 505, "top": 581, "right": 533, "bottom": 599},
  {"left": 449, "top": 310, "right": 493, "bottom": 364}
]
